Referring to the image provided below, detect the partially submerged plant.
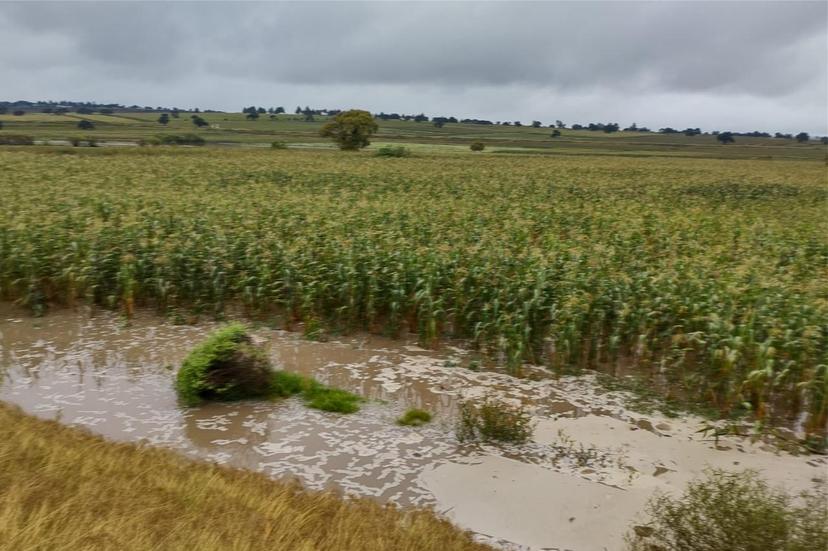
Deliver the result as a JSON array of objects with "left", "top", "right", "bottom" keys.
[
  {"left": 176, "top": 323, "right": 273, "bottom": 406},
  {"left": 626, "top": 469, "right": 828, "bottom": 551},
  {"left": 397, "top": 408, "right": 433, "bottom": 426},
  {"left": 456, "top": 397, "right": 534, "bottom": 444},
  {"left": 269, "top": 368, "right": 361, "bottom": 414},
  {"left": 177, "top": 325, "right": 361, "bottom": 413}
]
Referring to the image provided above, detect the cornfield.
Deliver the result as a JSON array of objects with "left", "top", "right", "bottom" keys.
[{"left": 0, "top": 148, "right": 825, "bottom": 436}]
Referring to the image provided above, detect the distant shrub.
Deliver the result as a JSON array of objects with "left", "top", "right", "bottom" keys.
[
  {"left": 375, "top": 146, "right": 411, "bottom": 158},
  {"left": 77, "top": 120, "right": 95, "bottom": 130},
  {"left": 158, "top": 134, "right": 205, "bottom": 146},
  {"left": 397, "top": 408, "right": 433, "bottom": 426},
  {"left": 626, "top": 469, "right": 828, "bottom": 551},
  {"left": 469, "top": 142, "right": 485, "bottom": 152},
  {"left": 0, "top": 134, "right": 35, "bottom": 145},
  {"left": 69, "top": 136, "right": 99, "bottom": 147},
  {"left": 456, "top": 397, "right": 534, "bottom": 444},
  {"left": 551, "top": 129, "right": 562, "bottom": 137},
  {"left": 138, "top": 137, "right": 162, "bottom": 147},
  {"left": 270, "top": 140, "right": 288, "bottom": 149}
]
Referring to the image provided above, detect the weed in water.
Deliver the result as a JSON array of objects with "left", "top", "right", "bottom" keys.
[
  {"left": 456, "top": 397, "right": 534, "bottom": 444},
  {"left": 270, "top": 370, "right": 361, "bottom": 413},
  {"left": 303, "top": 383, "right": 361, "bottom": 414},
  {"left": 397, "top": 408, "right": 433, "bottom": 426}
]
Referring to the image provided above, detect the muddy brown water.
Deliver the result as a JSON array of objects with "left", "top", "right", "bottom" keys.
[{"left": 1, "top": 304, "right": 824, "bottom": 551}]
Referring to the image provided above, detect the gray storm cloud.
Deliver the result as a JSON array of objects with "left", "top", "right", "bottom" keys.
[{"left": 1, "top": 1, "right": 825, "bottom": 133}]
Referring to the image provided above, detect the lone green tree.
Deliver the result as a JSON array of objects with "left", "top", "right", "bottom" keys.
[
  {"left": 158, "top": 113, "right": 170, "bottom": 125},
  {"left": 320, "top": 109, "right": 378, "bottom": 150},
  {"left": 795, "top": 132, "right": 810, "bottom": 143},
  {"left": 77, "top": 120, "right": 94, "bottom": 130}
]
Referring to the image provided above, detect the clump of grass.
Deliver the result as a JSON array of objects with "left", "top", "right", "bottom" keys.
[
  {"left": 0, "top": 402, "right": 492, "bottom": 551},
  {"left": 176, "top": 323, "right": 273, "bottom": 406},
  {"left": 303, "top": 384, "right": 361, "bottom": 414},
  {"left": 397, "top": 408, "right": 433, "bottom": 426},
  {"left": 269, "top": 370, "right": 361, "bottom": 414},
  {"left": 271, "top": 140, "right": 288, "bottom": 149},
  {"left": 375, "top": 145, "right": 411, "bottom": 157},
  {"left": 177, "top": 327, "right": 362, "bottom": 413},
  {"left": 456, "top": 397, "right": 534, "bottom": 444},
  {"left": 469, "top": 141, "right": 485, "bottom": 152},
  {"left": 269, "top": 370, "right": 307, "bottom": 397},
  {"left": 626, "top": 469, "right": 828, "bottom": 551}
]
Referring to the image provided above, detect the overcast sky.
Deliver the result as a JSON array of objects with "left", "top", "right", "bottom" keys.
[{"left": 1, "top": 1, "right": 826, "bottom": 134}]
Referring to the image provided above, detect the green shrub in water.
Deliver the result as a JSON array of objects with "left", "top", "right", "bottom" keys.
[
  {"left": 456, "top": 397, "right": 534, "bottom": 444},
  {"left": 270, "top": 369, "right": 360, "bottom": 413},
  {"left": 397, "top": 408, "right": 433, "bottom": 426},
  {"left": 626, "top": 469, "right": 828, "bottom": 551},
  {"left": 176, "top": 323, "right": 273, "bottom": 406},
  {"left": 178, "top": 327, "right": 361, "bottom": 413},
  {"left": 302, "top": 380, "right": 361, "bottom": 414}
]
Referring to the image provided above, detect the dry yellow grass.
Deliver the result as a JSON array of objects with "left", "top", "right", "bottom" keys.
[{"left": 0, "top": 402, "right": 491, "bottom": 551}]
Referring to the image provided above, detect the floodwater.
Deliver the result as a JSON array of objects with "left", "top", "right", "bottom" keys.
[{"left": 1, "top": 304, "right": 824, "bottom": 551}]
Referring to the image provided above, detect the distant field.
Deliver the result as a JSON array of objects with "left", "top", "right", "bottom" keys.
[
  {"left": 0, "top": 147, "right": 825, "bottom": 440},
  {"left": 0, "top": 111, "right": 824, "bottom": 160}
]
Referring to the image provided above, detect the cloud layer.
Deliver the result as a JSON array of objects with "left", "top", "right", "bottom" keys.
[{"left": 2, "top": 1, "right": 825, "bottom": 133}]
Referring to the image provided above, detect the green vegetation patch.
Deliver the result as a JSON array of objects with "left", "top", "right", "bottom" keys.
[
  {"left": 457, "top": 398, "right": 534, "bottom": 444},
  {"left": 270, "top": 367, "right": 361, "bottom": 413},
  {"left": 176, "top": 323, "right": 274, "bottom": 406},
  {"left": 375, "top": 145, "right": 411, "bottom": 157},
  {"left": 626, "top": 469, "right": 827, "bottom": 551},
  {"left": 397, "top": 408, "right": 433, "bottom": 426},
  {"left": 177, "top": 325, "right": 361, "bottom": 413}
]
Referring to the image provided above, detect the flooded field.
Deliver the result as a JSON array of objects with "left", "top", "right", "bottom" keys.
[{"left": 1, "top": 304, "right": 824, "bottom": 551}]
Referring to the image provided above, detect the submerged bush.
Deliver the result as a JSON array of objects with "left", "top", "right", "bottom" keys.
[
  {"left": 375, "top": 146, "right": 411, "bottom": 158},
  {"left": 626, "top": 469, "right": 828, "bottom": 551},
  {"left": 397, "top": 408, "right": 433, "bottom": 426},
  {"left": 177, "top": 326, "right": 361, "bottom": 412},
  {"left": 176, "top": 324, "right": 273, "bottom": 406},
  {"left": 456, "top": 398, "right": 534, "bottom": 444}
]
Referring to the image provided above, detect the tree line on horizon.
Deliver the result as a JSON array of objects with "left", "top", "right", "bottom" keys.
[{"left": 0, "top": 100, "right": 822, "bottom": 143}]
